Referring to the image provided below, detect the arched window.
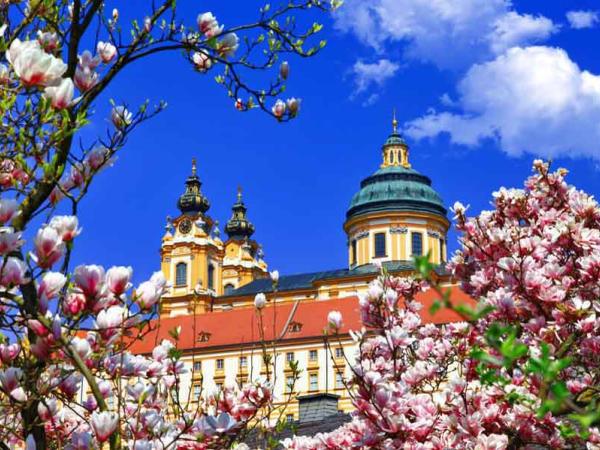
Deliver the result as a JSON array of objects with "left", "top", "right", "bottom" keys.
[
  {"left": 224, "top": 283, "right": 235, "bottom": 295},
  {"left": 207, "top": 264, "right": 215, "bottom": 290},
  {"left": 351, "top": 239, "right": 357, "bottom": 265},
  {"left": 439, "top": 238, "right": 445, "bottom": 262},
  {"left": 175, "top": 262, "right": 187, "bottom": 286}
]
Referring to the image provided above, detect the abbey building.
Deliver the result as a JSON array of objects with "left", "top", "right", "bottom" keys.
[{"left": 132, "top": 117, "right": 468, "bottom": 420}]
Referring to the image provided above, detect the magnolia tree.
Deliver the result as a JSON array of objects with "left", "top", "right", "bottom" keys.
[
  {"left": 285, "top": 161, "right": 600, "bottom": 449},
  {"left": 0, "top": 1, "right": 339, "bottom": 448}
]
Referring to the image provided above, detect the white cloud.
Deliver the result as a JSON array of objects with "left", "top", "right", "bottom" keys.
[
  {"left": 404, "top": 46, "right": 600, "bottom": 159},
  {"left": 566, "top": 10, "right": 599, "bottom": 29},
  {"left": 352, "top": 59, "right": 400, "bottom": 93},
  {"left": 334, "top": 0, "right": 556, "bottom": 69}
]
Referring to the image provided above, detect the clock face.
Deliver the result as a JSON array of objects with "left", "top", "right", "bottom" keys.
[{"left": 178, "top": 218, "right": 192, "bottom": 235}]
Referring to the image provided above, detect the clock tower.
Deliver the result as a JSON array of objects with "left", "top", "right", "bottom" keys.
[{"left": 159, "top": 159, "right": 268, "bottom": 317}]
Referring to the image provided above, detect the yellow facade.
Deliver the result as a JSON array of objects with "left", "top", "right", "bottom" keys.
[{"left": 154, "top": 116, "right": 451, "bottom": 418}]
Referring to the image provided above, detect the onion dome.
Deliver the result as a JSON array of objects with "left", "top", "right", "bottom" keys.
[
  {"left": 225, "top": 187, "right": 255, "bottom": 239},
  {"left": 346, "top": 113, "right": 447, "bottom": 220},
  {"left": 177, "top": 159, "right": 210, "bottom": 215}
]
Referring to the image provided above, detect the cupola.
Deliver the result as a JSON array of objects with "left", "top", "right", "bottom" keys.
[
  {"left": 177, "top": 159, "right": 210, "bottom": 215},
  {"left": 225, "top": 187, "right": 256, "bottom": 240},
  {"left": 344, "top": 113, "right": 449, "bottom": 268}
]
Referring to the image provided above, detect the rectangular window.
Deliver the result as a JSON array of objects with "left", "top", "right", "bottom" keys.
[
  {"left": 286, "top": 414, "right": 294, "bottom": 423},
  {"left": 335, "top": 348, "right": 344, "bottom": 359},
  {"left": 193, "top": 361, "right": 202, "bottom": 372},
  {"left": 175, "top": 262, "right": 187, "bottom": 286},
  {"left": 193, "top": 384, "right": 201, "bottom": 401},
  {"left": 309, "top": 350, "right": 318, "bottom": 361},
  {"left": 216, "top": 359, "right": 224, "bottom": 370},
  {"left": 439, "top": 238, "right": 445, "bottom": 262},
  {"left": 411, "top": 232, "right": 423, "bottom": 256},
  {"left": 351, "top": 239, "right": 357, "bottom": 265},
  {"left": 240, "top": 356, "right": 247, "bottom": 368},
  {"left": 374, "top": 233, "right": 386, "bottom": 257},
  {"left": 336, "top": 373, "right": 344, "bottom": 389},
  {"left": 286, "top": 352, "right": 294, "bottom": 362},
  {"left": 286, "top": 375, "right": 294, "bottom": 393},
  {"left": 309, "top": 373, "right": 318, "bottom": 391}
]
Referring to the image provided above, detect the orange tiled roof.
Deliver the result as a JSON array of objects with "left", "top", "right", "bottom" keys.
[{"left": 130, "top": 286, "right": 474, "bottom": 355}]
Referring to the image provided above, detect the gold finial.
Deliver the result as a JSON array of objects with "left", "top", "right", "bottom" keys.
[
  {"left": 237, "top": 185, "right": 243, "bottom": 201},
  {"left": 392, "top": 108, "right": 398, "bottom": 133},
  {"left": 191, "top": 158, "right": 197, "bottom": 176}
]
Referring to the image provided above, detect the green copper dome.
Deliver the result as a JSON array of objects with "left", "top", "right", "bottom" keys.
[
  {"left": 346, "top": 127, "right": 447, "bottom": 220},
  {"left": 177, "top": 159, "right": 210, "bottom": 215}
]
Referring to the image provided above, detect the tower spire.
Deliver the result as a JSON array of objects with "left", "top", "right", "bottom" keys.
[
  {"left": 191, "top": 158, "right": 197, "bottom": 176},
  {"left": 392, "top": 108, "right": 398, "bottom": 134}
]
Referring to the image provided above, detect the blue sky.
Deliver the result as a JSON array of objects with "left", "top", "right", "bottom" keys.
[{"left": 68, "top": 0, "right": 600, "bottom": 284}]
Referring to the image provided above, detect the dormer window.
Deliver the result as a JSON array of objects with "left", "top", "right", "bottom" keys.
[
  {"left": 196, "top": 331, "right": 211, "bottom": 343},
  {"left": 288, "top": 322, "right": 303, "bottom": 333}
]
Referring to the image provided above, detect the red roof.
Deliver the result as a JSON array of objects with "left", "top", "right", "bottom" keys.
[{"left": 130, "top": 286, "right": 474, "bottom": 354}]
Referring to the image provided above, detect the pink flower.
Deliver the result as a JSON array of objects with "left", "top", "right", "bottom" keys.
[
  {"left": 95, "top": 305, "right": 125, "bottom": 334},
  {"left": 44, "top": 78, "right": 75, "bottom": 109},
  {"left": 91, "top": 411, "right": 119, "bottom": 442},
  {"left": 74, "top": 264, "right": 105, "bottom": 298},
  {"left": 97, "top": 41, "right": 117, "bottom": 63},
  {"left": 0, "top": 198, "right": 19, "bottom": 224},
  {"left": 74, "top": 65, "right": 98, "bottom": 92},
  {"left": 217, "top": 33, "right": 239, "bottom": 57},
  {"left": 0, "top": 231, "right": 24, "bottom": 255},
  {"left": 49, "top": 215, "right": 81, "bottom": 241},
  {"left": 63, "top": 291, "right": 86, "bottom": 316},
  {"left": 0, "top": 343, "right": 20, "bottom": 364},
  {"left": 78, "top": 50, "right": 100, "bottom": 70},
  {"left": 286, "top": 98, "right": 300, "bottom": 117},
  {"left": 135, "top": 280, "right": 161, "bottom": 310},
  {"left": 272, "top": 99, "right": 286, "bottom": 118},
  {"left": 37, "top": 31, "right": 59, "bottom": 52},
  {"left": 6, "top": 39, "right": 66, "bottom": 87},
  {"left": 192, "top": 51, "right": 212, "bottom": 72},
  {"left": 327, "top": 310, "right": 343, "bottom": 331},
  {"left": 106, "top": 266, "right": 132, "bottom": 296},
  {"left": 111, "top": 106, "right": 132, "bottom": 129},
  {"left": 33, "top": 226, "right": 65, "bottom": 269},
  {"left": 0, "top": 257, "right": 29, "bottom": 286},
  {"left": 197, "top": 12, "right": 223, "bottom": 38}
]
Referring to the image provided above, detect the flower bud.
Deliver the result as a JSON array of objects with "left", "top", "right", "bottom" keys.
[
  {"left": 254, "top": 293, "right": 266, "bottom": 309},
  {"left": 279, "top": 61, "right": 289, "bottom": 80}
]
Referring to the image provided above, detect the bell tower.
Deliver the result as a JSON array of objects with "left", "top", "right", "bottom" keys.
[{"left": 159, "top": 160, "right": 268, "bottom": 317}]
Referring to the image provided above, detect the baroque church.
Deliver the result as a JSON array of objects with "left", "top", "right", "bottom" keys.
[{"left": 132, "top": 116, "right": 469, "bottom": 420}]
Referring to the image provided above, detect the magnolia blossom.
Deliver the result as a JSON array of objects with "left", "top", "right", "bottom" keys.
[
  {"left": 97, "top": 41, "right": 117, "bottom": 64},
  {"left": 192, "top": 51, "right": 212, "bottom": 72},
  {"left": 37, "top": 31, "right": 59, "bottom": 52},
  {"left": 33, "top": 226, "right": 65, "bottom": 269},
  {"left": 327, "top": 310, "right": 342, "bottom": 330},
  {"left": 111, "top": 106, "right": 132, "bottom": 129},
  {"left": 0, "top": 199, "right": 19, "bottom": 224},
  {"left": 44, "top": 77, "right": 75, "bottom": 109},
  {"left": 0, "top": 231, "right": 23, "bottom": 255},
  {"left": 218, "top": 33, "right": 239, "bottom": 57},
  {"left": 74, "top": 65, "right": 98, "bottom": 92},
  {"left": 95, "top": 306, "right": 125, "bottom": 335},
  {"left": 91, "top": 411, "right": 119, "bottom": 442},
  {"left": 49, "top": 215, "right": 81, "bottom": 241},
  {"left": 6, "top": 39, "right": 66, "bottom": 87},
  {"left": 0, "top": 257, "right": 28, "bottom": 286},
  {"left": 135, "top": 281, "right": 161, "bottom": 310},
  {"left": 74, "top": 264, "right": 105, "bottom": 298},
  {"left": 197, "top": 12, "right": 223, "bottom": 38},
  {"left": 106, "top": 266, "right": 132, "bottom": 296},
  {"left": 272, "top": 99, "right": 286, "bottom": 118},
  {"left": 270, "top": 270, "right": 279, "bottom": 283},
  {"left": 38, "top": 271, "right": 67, "bottom": 300},
  {"left": 287, "top": 98, "right": 300, "bottom": 117},
  {"left": 280, "top": 61, "right": 289, "bottom": 79},
  {"left": 254, "top": 292, "right": 266, "bottom": 309}
]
